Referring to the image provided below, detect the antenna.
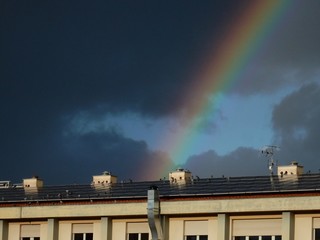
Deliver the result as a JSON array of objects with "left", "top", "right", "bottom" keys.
[{"left": 260, "top": 145, "right": 280, "bottom": 175}]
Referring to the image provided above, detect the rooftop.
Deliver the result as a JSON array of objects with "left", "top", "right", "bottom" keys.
[{"left": 1, "top": 173, "right": 320, "bottom": 204}]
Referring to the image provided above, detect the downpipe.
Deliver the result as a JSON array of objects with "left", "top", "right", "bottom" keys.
[{"left": 147, "top": 186, "right": 163, "bottom": 240}]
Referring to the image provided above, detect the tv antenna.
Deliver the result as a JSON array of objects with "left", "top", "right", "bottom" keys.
[{"left": 261, "top": 145, "right": 280, "bottom": 175}]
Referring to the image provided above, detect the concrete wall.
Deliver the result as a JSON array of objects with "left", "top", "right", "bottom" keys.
[
  {"left": 3, "top": 214, "right": 320, "bottom": 240},
  {"left": 2, "top": 196, "right": 320, "bottom": 220},
  {"left": 2, "top": 197, "right": 320, "bottom": 239}
]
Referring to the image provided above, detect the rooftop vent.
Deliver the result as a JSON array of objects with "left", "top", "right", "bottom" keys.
[
  {"left": 92, "top": 171, "right": 117, "bottom": 185},
  {"left": 169, "top": 168, "right": 192, "bottom": 184},
  {"left": 278, "top": 161, "right": 304, "bottom": 177}
]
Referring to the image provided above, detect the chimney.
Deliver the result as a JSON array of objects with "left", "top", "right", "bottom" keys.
[
  {"left": 278, "top": 161, "right": 304, "bottom": 177},
  {"left": 23, "top": 176, "right": 44, "bottom": 189},
  {"left": 92, "top": 171, "right": 117, "bottom": 186},
  {"left": 169, "top": 168, "right": 192, "bottom": 184}
]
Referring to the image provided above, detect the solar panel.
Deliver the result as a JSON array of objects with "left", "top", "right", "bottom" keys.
[{"left": 1, "top": 174, "right": 320, "bottom": 203}]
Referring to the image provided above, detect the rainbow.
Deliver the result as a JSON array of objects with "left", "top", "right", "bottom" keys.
[{"left": 146, "top": 0, "right": 295, "bottom": 179}]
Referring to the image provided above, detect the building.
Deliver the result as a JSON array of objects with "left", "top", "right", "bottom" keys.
[{"left": 1, "top": 162, "right": 320, "bottom": 240}]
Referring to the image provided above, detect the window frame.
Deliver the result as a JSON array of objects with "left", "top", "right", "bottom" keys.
[
  {"left": 72, "top": 232, "right": 93, "bottom": 240},
  {"left": 127, "top": 232, "right": 149, "bottom": 240},
  {"left": 314, "top": 228, "right": 320, "bottom": 240},
  {"left": 233, "top": 236, "right": 281, "bottom": 240},
  {"left": 21, "top": 238, "right": 40, "bottom": 240},
  {"left": 185, "top": 235, "right": 208, "bottom": 240}
]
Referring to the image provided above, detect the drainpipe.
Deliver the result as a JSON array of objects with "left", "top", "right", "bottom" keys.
[{"left": 147, "top": 186, "right": 163, "bottom": 240}]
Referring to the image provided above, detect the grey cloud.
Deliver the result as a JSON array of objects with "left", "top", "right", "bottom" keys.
[
  {"left": 2, "top": 126, "right": 174, "bottom": 185},
  {"left": 272, "top": 83, "right": 320, "bottom": 172},
  {"left": 184, "top": 147, "right": 267, "bottom": 178},
  {"left": 60, "top": 129, "right": 174, "bottom": 184},
  {"left": 184, "top": 82, "right": 320, "bottom": 177},
  {"left": 232, "top": 1, "right": 320, "bottom": 95}
]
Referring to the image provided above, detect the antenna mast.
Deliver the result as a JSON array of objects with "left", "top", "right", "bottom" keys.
[{"left": 261, "top": 145, "right": 280, "bottom": 176}]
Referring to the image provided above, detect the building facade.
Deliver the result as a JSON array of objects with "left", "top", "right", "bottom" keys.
[{"left": 1, "top": 163, "right": 320, "bottom": 240}]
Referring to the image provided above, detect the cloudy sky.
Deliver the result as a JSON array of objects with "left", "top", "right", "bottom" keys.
[{"left": 1, "top": 0, "right": 320, "bottom": 185}]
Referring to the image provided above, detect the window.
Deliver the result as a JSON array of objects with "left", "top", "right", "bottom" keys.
[
  {"left": 20, "top": 225, "right": 40, "bottom": 240},
  {"left": 72, "top": 224, "right": 93, "bottom": 240},
  {"left": 184, "top": 220, "right": 208, "bottom": 240},
  {"left": 262, "top": 237, "right": 272, "bottom": 240},
  {"left": 315, "top": 229, "right": 320, "bottom": 240},
  {"left": 128, "top": 233, "right": 149, "bottom": 240},
  {"left": 186, "top": 236, "right": 197, "bottom": 240},
  {"left": 185, "top": 235, "right": 208, "bottom": 240},
  {"left": 126, "top": 222, "right": 149, "bottom": 240},
  {"left": 73, "top": 233, "right": 93, "bottom": 240},
  {"left": 235, "top": 237, "right": 246, "bottom": 240},
  {"left": 232, "top": 219, "right": 281, "bottom": 240},
  {"left": 234, "top": 237, "right": 281, "bottom": 240}
]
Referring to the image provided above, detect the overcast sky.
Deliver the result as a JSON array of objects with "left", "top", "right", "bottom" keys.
[{"left": 1, "top": 1, "right": 320, "bottom": 185}]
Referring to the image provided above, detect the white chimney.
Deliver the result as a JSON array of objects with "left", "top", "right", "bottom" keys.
[
  {"left": 278, "top": 161, "right": 304, "bottom": 177},
  {"left": 169, "top": 168, "right": 192, "bottom": 184},
  {"left": 92, "top": 171, "right": 117, "bottom": 185},
  {"left": 23, "top": 176, "right": 44, "bottom": 189}
]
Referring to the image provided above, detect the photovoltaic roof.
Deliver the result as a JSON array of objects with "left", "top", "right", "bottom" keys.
[{"left": 1, "top": 174, "right": 320, "bottom": 203}]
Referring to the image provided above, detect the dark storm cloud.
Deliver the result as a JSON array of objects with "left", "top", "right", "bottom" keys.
[
  {"left": 0, "top": 1, "right": 247, "bottom": 183},
  {"left": 184, "top": 147, "right": 267, "bottom": 178},
  {"left": 1, "top": 124, "right": 174, "bottom": 185},
  {"left": 1, "top": 0, "right": 319, "bottom": 184},
  {"left": 0, "top": 0, "right": 245, "bottom": 118},
  {"left": 2, "top": 1, "right": 318, "bottom": 118},
  {"left": 272, "top": 83, "right": 320, "bottom": 172},
  {"left": 61, "top": 128, "right": 173, "bottom": 184}
]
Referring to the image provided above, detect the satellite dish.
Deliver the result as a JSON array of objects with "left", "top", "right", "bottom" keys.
[{"left": 260, "top": 145, "right": 280, "bottom": 175}]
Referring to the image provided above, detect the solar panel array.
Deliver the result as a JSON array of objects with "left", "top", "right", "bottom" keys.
[{"left": 1, "top": 174, "right": 320, "bottom": 203}]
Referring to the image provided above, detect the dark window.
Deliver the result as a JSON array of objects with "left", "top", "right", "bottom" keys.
[
  {"left": 74, "top": 233, "right": 93, "bottom": 240},
  {"left": 128, "top": 233, "right": 139, "bottom": 240},
  {"left": 249, "top": 237, "right": 259, "bottom": 240},
  {"left": 275, "top": 236, "right": 282, "bottom": 240},
  {"left": 316, "top": 229, "right": 320, "bottom": 240},
  {"left": 262, "top": 236, "right": 272, "bottom": 240},
  {"left": 186, "top": 236, "right": 197, "bottom": 240},
  {"left": 34, "top": 238, "right": 40, "bottom": 240},
  {"left": 86, "top": 233, "right": 93, "bottom": 240},
  {"left": 199, "top": 236, "right": 208, "bottom": 240},
  {"left": 235, "top": 237, "right": 246, "bottom": 240},
  {"left": 141, "top": 233, "right": 149, "bottom": 240},
  {"left": 74, "top": 233, "right": 83, "bottom": 240}
]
